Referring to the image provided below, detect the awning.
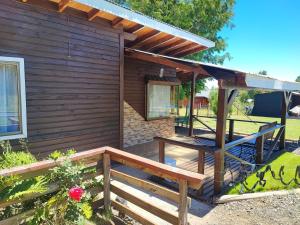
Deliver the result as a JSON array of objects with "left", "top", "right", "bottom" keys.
[
  {"left": 125, "top": 48, "right": 300, "bottom": 92},
  {"left": 42, "top": 0, "right": 215, "bottom": 57}
]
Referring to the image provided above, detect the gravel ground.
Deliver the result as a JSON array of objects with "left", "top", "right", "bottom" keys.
[{"left": 201, "top": 193, "right": 300, "bottom": 225}]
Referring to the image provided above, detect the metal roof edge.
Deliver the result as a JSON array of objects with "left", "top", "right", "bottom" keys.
[{"left": 76, "top": 0, "right": 215, "bottom": 48}]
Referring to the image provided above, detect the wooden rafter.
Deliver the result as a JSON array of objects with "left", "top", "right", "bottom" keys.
[
  {"left": 156, "top": 39, "right": 188, "bottom": 55},
  {"left": 167, "top": 43, "right": 198, "bottom": 56},
  {"left": 124, "top": 32, "right": 137, "bottom": 41},
  {"left": 141, "top": 34, "right": 175, "bottom": 51},
  {"left": 176, "top": 46, "right": 206, "bottom": 57},
  {"left": 127, "top": 30, "right": 160, "bottom": 48},
  {"left": 126, "top": 24, "right": 144, "bottom": 33},
  {"left": 88, "top": 8, "right": 102, "bottom": 21},
  {"left": 112, "top": 17, "right": 124, "bottom": 28},
  {"left": 58, "top": 0, "right": 71, "bottom": 12}
]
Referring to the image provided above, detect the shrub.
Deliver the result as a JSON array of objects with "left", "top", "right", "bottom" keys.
[
  {"left": 29, "top": 156, "right": 103, "bottom": 225},
  {"left": 0, "top": 140, "right": 47, "bottom": 221}
]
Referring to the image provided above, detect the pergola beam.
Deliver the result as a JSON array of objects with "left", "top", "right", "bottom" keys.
[{"left": 125, "top": 49, "right": 209, "bottom": 76}]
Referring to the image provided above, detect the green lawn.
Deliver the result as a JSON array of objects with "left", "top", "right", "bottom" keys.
[
  {"left": 178, "top": 108, "right": 300, "bottom": 141},
  {"left": 226, "top": 152, "right": 300, "bottom": 194}
]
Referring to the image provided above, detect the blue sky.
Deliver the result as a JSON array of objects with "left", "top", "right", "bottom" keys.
[{"left": 220, "top": 0, "right": 300, "bottom": 82}]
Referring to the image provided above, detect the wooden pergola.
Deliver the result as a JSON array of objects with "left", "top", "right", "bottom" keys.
[{"left": 126, "top": 48, "right": 300, "bottom": 194}]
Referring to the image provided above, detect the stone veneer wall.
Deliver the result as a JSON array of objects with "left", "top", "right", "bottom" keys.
[{"left": 124, "top": 101, "right": 175, "bottom": 147}]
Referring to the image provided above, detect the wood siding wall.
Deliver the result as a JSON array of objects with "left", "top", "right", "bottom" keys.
[
  {"left": 0, "top": 0, "right": 122, "bottom": 156},
  {"left": 124, "top": 57, "right": 176, "bottom": 147},
  {"left": 124, "top": 57, "right": 177, "bottom": 118}
]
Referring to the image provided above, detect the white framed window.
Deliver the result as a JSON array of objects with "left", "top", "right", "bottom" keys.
[
  {"left": 146, "top": 83, "right": 176, "bottom": 120},
  {"left": 0, "top": 57, "right": 27, "bottom": 141}
]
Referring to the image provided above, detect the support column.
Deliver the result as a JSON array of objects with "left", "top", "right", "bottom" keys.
[
  {"left": 159, "top": 141, "right": 165, "bottom": 163},
  {"left": 178, "top": 179, "right": 188, "bottom": 225},
  {"left": 103, "top": 153, "right": 111, "bottom": 211},
  {"left": 188, "top": 73, "right": 197, "bottom": 136},
  {"left": 256, "top": 135, "right": 264, "bottom": 164},
  {"left": 228, "top": 119, "right": 234, "bottom": 142},
  {"left": 214, "top": 88, "right": 229, "bottom": 194},
  {"left": 280, "top": 92, "right": 289, "bottom": 150}
]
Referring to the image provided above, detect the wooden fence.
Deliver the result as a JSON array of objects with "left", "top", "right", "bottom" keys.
[{"left": 0, "top": 146, "right": 206, "bottom": 225}]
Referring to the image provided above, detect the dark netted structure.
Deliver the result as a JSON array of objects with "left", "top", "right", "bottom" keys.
[{"left": 252, "top": 92, "right": 300, "bottom": 117}]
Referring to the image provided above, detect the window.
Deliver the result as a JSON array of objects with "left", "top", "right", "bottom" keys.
[
  {"left": 146, "top": 83, "right": 176, "bottom": 120},
  {"left": 0, "top": 57, "right": 27, "bottom": 141}
]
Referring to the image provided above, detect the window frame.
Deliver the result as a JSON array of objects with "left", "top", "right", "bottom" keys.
[
  {"left": 0, "top": 56, "right": 27, "bottom": 141},
  {"left": 145, "top": 81, "right": 178, "bottom": 121}
]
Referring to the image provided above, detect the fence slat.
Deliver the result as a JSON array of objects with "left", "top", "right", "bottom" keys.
[
  {"left": 111, "top": 200, "right": 156, "bottom": 225},
  {"left": 111, "top": 169, "right": 185, "bottom": 204},
  {"left": 178, "top": 179, "right": 188, "bottom": 225},
  {"left": 111, "top": 184, "right": 178, "bottom": 225}
]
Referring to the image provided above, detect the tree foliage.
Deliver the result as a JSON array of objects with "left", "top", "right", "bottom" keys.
[
  {"left": 113, "top": 0, "right": 236, "bottom": 96},
  {"left": 296, "top": 76, "right": 300, "bottom": 82},
  {"left": 114, "top": 0, "right": 235, "bottom": 64}
]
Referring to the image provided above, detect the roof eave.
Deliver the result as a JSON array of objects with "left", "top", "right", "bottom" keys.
[
  {"left": 77, "top": 0, "right": 215, "bottom": 49},
  {"left": 220, "top": 73, "right": 300, "bottom": 91}
]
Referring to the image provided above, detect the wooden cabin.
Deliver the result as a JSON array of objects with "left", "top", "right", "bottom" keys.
[
  {"left": 0, "top": 0, "right": 213, "bottom": 155},
  {"left": 1, "top": 0, "right": 300, "bottom": 197}
]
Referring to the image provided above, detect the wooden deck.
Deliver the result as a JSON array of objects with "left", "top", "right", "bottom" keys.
[{"left": 125, "top": 133, "right": 274, "bottom": 199}]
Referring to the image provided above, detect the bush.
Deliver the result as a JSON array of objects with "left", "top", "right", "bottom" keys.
[{"left": 0, "top": 141, "right": 105, "bottom": 224}]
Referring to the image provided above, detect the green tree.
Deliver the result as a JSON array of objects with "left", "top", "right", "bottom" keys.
[
  {"left": 258, "top": 70, "right": 268, "bottom": 76},
  {"left": 114, "top": 0, "right": 235, "bottom": 65},
  {"left": 114, "top": 0, "right": 235, "bottom": 99},
  {"left": 296, "top": 76, "right": 300, "bottom": 82}
]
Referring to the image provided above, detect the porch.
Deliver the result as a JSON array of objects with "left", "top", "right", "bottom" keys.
[{"left": 124, "top": 128, "right": 287, "bottom": 198}]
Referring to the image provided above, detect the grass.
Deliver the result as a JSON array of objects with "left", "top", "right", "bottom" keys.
[
  {"left": 226, "top": 152, "right": 300, "bottom": 194},
  {"left": 178, "top": 108, "right": 300, "bottom": 141}
]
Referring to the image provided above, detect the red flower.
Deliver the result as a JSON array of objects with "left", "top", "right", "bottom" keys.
[{"left": 68, "top": 187, "right": 84, "bottom": 202}]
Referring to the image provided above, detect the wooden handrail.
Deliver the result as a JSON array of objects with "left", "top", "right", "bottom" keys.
[
  {"left": 224, "top": 125, "right": 284, "bottom": 150},
  {"left": 154, "top": 137, "right": 217, "bottom": 154},
  {"left": 193, "top": 115, "right": 270, "bottom": 124},
  {"left": 0, "top": 147, "right": 106, "bottom": 178},
  {"left": 106, "top": 146, "right": 206, "bottom": 189},
  {"left": 1, "top": 146, "right": 202, "bottom": 225},
  {"left": 0, "top": 146, "right": 205, "bottom": 189}
]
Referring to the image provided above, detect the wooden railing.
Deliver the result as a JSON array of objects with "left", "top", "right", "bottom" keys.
[{"left": 0, "top": 147, "right": 206, "bottom": 225}]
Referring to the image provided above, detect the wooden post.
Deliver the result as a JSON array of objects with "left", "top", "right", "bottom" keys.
[
  {"left": 228, "top": 119, "right": 234, "bottom": 142},
  {"left": 178, "top": 179, "right": 188, "bottom": 225},
  {"left": 256, "top": 135, "right": 264, "bottom": 164},
  {"left": 197, "top": 151, "right": 205, "bottom": 195},
  {"left": 171, "top": 86, "right": 176, "bottom": 114},
  {"left": 103, "top": 153, "right": 111, "bottom": 211},
  {"left": 188, "top": 73, "right": 197, "bottom": 136},
  {"left": 177, "top": 86, "right": 180, "bottom": 116},
  {"left": 159, "top": 141, "right": 165, "bottom": 163},
  {"left": 214, "top": 88, "right": 229, "bottom": 194},
  {"left": 279, "top": 92, "right": 289, "bottom": 150}
]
